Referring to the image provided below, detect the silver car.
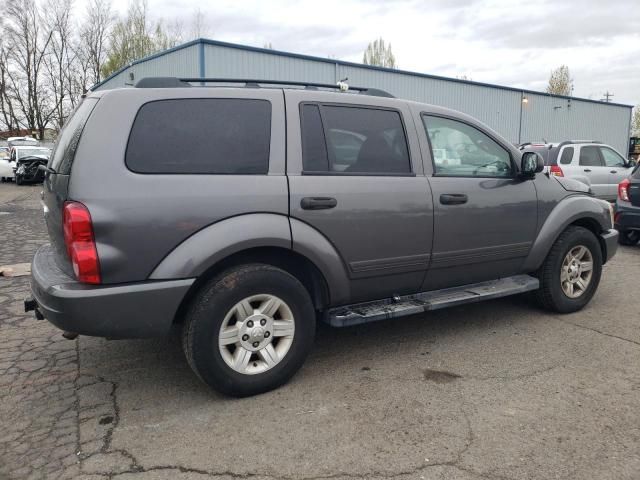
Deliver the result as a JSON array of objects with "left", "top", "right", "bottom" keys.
[{"left": 522, "top": 141, "right": 634, "bottom": 201}]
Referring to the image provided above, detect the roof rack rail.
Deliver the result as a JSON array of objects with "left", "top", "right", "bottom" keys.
[
  {"left": 135, "top": 77, "right": 395, "bottom": 98},
  {"left": 557, "top": 140, "right": 601, "bottom": 148}
]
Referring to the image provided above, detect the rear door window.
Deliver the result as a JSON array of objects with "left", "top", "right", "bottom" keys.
[
  {"left": 126, "top": 99, "right": 271, "bottom": 174},
  {"left": 50, "top": 98, "right": 98, "bottom": 174},
  {"left": 300, "top": 104, "right": 411, "bottom": 174},
  {"left": 579, "top": 146, "right": 604, "bottom": 167}
]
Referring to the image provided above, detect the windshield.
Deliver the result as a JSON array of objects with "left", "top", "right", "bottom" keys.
[{"left": 18, "top": 148, "right": 49, "bottom": 159}]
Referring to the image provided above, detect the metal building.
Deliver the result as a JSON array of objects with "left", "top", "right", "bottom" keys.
[{"left": 93, "top": 38, "right": 633, "bottom": 154}]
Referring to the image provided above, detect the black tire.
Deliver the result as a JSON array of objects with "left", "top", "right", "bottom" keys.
[
  {"left": 182, "top": 264, "right": 316, "bottom": 397},
  {"left": 15, "top": 174, "right": 23, "bottom": 186},
  {"left": 536, "top": 226, "right": 602, "bottom": 313},
  {"left": 619, "top": 229, "right": 640, "bottom": 246}
]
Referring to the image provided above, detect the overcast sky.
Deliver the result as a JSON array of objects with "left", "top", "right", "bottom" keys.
[{"left": 108, "top": 0, "right": 640, "bottom": 106}]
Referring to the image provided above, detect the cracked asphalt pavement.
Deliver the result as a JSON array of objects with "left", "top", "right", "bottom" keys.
[{"left": 1, "top": 183, "right": 639, "bottom": 479}]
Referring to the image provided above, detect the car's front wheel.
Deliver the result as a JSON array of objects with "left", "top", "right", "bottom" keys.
[
  {"left": 182, "top": 264, "right": 316, "bottom": 397},
  {"left": 536, "top": 226, "right": 603, "bottom": 313}
]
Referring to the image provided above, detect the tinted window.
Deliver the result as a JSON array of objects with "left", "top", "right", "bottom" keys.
[
  {"left": 559, "top": 147, "right": 574, "bottom": 165},
  {"left": 50, "top": 98, "right": 98, "bottom": 174},
  {"left": 579, "top": 146, "right": 603, "bottom": 167},
  {"left": 422, "top": 116, "right": 512, "bottom": 177},
  {"left": 126, "top": 99, "right": 271, "bottom": 174},
  {"left": 300, "top": 104, "right": 411, "bottom": 174},
  {"left": 300, "top": 104, "right": 328, "bottom": 172},
  {"left": 600, "top": 147, "right": 626, "bottom": 167}
]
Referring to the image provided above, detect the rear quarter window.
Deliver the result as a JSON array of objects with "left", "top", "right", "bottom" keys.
[
  {"left": 50, "top": 98, "right": 99, "bottom": 174},
  {"left": 126, "top": 98, "right": 271, "bottom": 174},
  {"left": 559, "top": 147, "right": 574, "bottom": 164}
]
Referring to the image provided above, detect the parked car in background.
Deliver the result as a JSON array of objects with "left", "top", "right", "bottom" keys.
[
  {"left": 7, "top": 136, "right": 39, "bottom": 148},
  {"left": 0, "top": 147, "right": 15, "bottom": 181},
  {"left": 520, "top": 141, "right": 634, "bottom": 201},
  {"left": 615, "top": 164, "right": 640, "bottom": 245},
  {"left": 10, "top": 146, "right": 50, "bottom": 185}
]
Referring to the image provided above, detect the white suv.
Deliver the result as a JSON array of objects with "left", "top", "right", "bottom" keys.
[{"left": 522, "top": 141, "right": 633, "bottom": 201}]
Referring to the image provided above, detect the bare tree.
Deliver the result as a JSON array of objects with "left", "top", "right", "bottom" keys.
[
  {"left": 0, "top": 43, "right": 20, "bottom": 132},
  {"left": 190, "top": 8, "right": 209, "bottom": 39},
  {"left": 80, "top": 0, "right": 112, "bottom": 86},
  {"left": 546, "top": 65, "right": 573, "bottom": 96},
  {"left": 3, "top": 0, "right": 56, "bottom": 138},
  {"left": 43, "top": 0, "right": 74, "bottom": 128}
]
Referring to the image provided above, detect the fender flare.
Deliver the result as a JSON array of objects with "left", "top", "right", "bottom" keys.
[
  {"left": 150, "top": 213, "right": 292, "bottom": 279},
  {"left": 522, "top": 195, "right": 611, "bottom": 271},
  {"left": 289, "top": 218, "right": 351, "bottom": 306}
]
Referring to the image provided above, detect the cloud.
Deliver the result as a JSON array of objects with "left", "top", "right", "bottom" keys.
[{"left": 106, "top": 0, "right": 640, "bottom": 105}]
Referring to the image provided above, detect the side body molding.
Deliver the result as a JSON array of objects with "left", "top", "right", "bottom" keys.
[
  {"left": 522, "top": 195, "right": 611, "bottom": 271},
  {"left": 289, "top": 218, "right": 351, "bottom": 306},
  {"left": 150, "top": 214, "right": 292, "bottom": 279}
]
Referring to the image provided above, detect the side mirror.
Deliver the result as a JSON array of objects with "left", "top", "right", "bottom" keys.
[{"left": 521, "top": 151, "right": 544, "bottom": 176}]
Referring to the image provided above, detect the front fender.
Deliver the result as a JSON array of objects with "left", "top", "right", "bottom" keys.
[
  {"left": 149, "top": 214, "right": 291, "bottom": 279},
  {"left": 522, "top": 195, "right": 611, "bottom": 271}
]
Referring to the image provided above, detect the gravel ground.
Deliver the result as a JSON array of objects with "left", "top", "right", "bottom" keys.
[{"left": 0, "top": 182, "right": 639, "bottom": 480}]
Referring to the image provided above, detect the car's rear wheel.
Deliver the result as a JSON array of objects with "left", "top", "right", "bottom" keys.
[
  {"left": 182, "top": 264, "right": 315, "bottom": 397},
  {"left": 536, "top": 226, "right": 602, "bottom": 313},
  {"left": 619, "top": 229, "right": 640, "bottom": 246}
]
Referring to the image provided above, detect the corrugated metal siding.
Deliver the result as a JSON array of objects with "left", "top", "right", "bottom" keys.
[
  {"left": 204, "top": 45, "right": 335, "bottom": 83},
  {"left": 95, "top": 41, "right": 632, "bottom": 154},
  {"left": 335, "top": 64, "right": 522, "bottom": 141},
  {"left": 94, "top": 45, "right": 200, "bottom": 89},
  {"left": 520, "top": 93, "right": 631, "bottom": 154}
]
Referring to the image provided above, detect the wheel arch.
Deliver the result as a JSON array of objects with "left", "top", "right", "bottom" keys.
[
  {"left": 523, "top": 195, "right": 611, "bottom": 271},
  {"left": 172, "top": 246, "right": 331, "bottom": 326}
]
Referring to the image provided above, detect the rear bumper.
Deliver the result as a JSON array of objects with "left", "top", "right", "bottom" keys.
[
  {"left": 600, "top": 229, "right": 619, "bottom": 263},
  {"left": 29, "top": 245, "right": 194, "bottom": 338}
]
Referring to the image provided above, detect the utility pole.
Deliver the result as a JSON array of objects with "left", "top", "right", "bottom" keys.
[{"left": 602, "top": 91, "right": 614, "bottom": 102}]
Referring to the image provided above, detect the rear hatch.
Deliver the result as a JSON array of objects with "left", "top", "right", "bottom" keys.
[
  {"left": 42, "top": 97, "right": 99, "bottom": 276},
  {"left": 629, "top": 167, "right": 640, "bottom": 207}
]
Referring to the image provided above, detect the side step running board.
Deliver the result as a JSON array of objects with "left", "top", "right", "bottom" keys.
[{"left": 327, "top": 274, "right": 539, "bottom": 327}]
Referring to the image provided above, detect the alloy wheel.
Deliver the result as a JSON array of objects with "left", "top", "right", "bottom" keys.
[
  {"left": 560, "top": 245, "right": 593, "bottom": 299},
  {"left": 218, "top": 294, "right": 295, "bottom": 375}
]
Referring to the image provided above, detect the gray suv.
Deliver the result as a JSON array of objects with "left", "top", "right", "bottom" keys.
[{"left": 27, "top": 78, "right": 619, "bottom": 396}]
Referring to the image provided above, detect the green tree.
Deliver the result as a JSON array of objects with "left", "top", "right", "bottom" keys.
[
  {"left": 101, "top": 0, "right": 178, "bottom": 78},
  {"left": 363, "top": 38, "right": 396, "bottom": 68},
  {"left": 546, "top": 65, "right": 573, "bottom": 96},
  {"left": 632, "top": 106, "right": 640, "bottom": 137}
]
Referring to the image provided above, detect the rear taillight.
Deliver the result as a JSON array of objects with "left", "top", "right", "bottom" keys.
[
  {"left": 550, "top": 165, "right": 564, "bottom": 177},
  {"left": 618, "top": 179, "right": 630, "bottom": 202},
  {"left": 63, "top": 201, "right": 101, "bottom": 284}
]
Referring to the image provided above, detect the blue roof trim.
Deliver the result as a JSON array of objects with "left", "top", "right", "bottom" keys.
[{"left": 92, "top": 38, "right": 633, "bottom": 109}]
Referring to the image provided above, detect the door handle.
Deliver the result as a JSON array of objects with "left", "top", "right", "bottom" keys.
[
  {"left": 440, "top": 194, "right": 468, "bottom": 205},
  {"left": 583, "top": 169, "right": 592, "bottom": 172},
  {"left": 610, "top": 170, "right": 618, "bottom": 174},
  {"left": 301, "top": 197, "right": 337, "bottom": 210}
]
